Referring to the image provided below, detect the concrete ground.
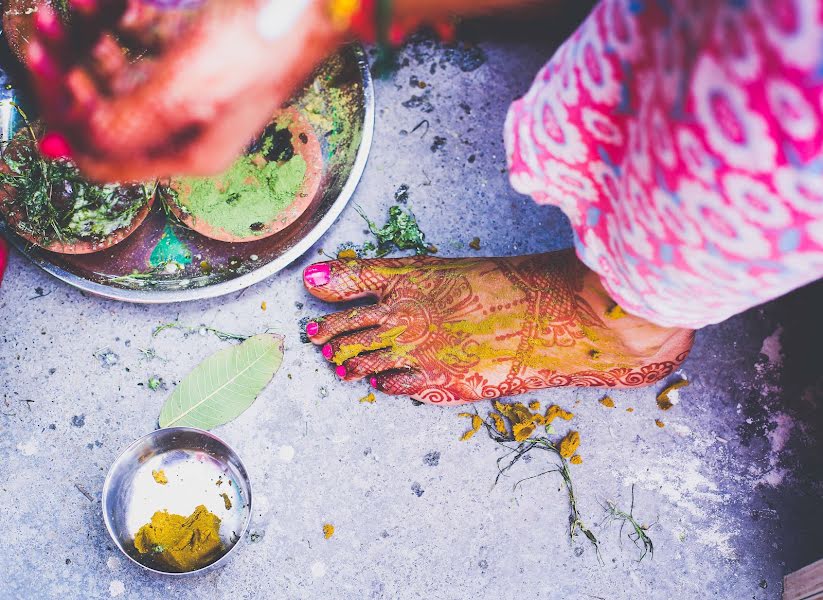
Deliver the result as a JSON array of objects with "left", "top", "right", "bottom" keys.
[{"left": 1, "top": 14, "right": 822, "bottom": 600}]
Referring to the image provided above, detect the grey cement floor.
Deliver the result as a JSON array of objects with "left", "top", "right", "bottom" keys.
[{"left": 1, "top": 17, "right": 822, "bottom": 600}]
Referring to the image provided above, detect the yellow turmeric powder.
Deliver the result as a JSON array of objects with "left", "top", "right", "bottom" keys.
[
  {"left": 133, "top": 505, "right": 223, "bottom": 572},
  {"left": 559, "top": 431, "right": 581, "bottom": 459},
  {"left": 605, "top": 303, "right": 626, "bottom": 320},
  {"left": 322, "top": 523, "right": 335, "bottom": 539},
  {"left": 359, "top": 392, "right": 376, "bottom": 404},
  {"left": 656, "top": 379, "right": 689, "bottom": 410},
  {"left": 151, "top": 469, "right": 168, "bottom": 485},
  {"left": 599, "top": 396, "right": 615, "bottom": 408}
]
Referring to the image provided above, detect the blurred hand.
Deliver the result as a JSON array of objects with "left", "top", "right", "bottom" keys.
[{"left": 26, "top": 0, "right": 341, "bottom": 182}]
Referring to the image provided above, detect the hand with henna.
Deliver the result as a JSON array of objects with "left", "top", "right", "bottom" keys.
[
  {"left": 21, "top": 0, "right": 343, "bottom": 182},
  {"left": 303, "top": 251, "right": 695, "bottom": 404},
  {"left": 19, "top": 0, "right": 546, "bottom": 181}
]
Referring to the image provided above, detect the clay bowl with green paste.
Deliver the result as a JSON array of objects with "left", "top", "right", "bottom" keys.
[
  {"left": 0, "top": 125, "right": 155, "bottom": 254},
  {"left": 161, "top": 107, "right": 323, "bottom": 243}
]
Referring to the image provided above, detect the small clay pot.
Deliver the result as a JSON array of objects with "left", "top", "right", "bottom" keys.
[
  {"left": 0, "top": 184, "right": 154, "bottom": 254},
  {"left": 163, "top": 107, "right": 323, "bottom": 243},
  {"left": 0, "top": 132, "right": 155, "bottom": 254}
]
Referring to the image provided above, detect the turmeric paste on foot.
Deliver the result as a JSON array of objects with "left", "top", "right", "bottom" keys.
[{"left": 133, "top": 505, "right": 223, "bottom": 572}]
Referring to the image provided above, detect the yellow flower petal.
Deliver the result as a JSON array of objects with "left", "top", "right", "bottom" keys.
[
  {"left": 460, "top": 428, "right": 477, "bottom": 441},
  {"left": 528, "top": 401, "right": 541, "bottom": 412},
  {"left": 459, "top": 414, "right": 483, "bottom": 441},
  {"left": 570, "top": 455, "right": 583, "bottom": 465},
  {"left": 559, "top": 431, "right": 581, "bottom": 459},
  {"left": 545, "top": 405, "right": 574, "bottom": 424},
  {"left": 512, "top": 420, "right": 536, "bottom": 442},
  {"left": 490, "top": 413, "right": 508, "bottom": 436},
  {"left": 510, "top": 403, "right": 532, "bottom": 424}
]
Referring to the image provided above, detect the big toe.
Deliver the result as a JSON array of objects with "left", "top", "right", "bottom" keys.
[{"left": 302, "top": 258, "right": 410, "bottom": 303}]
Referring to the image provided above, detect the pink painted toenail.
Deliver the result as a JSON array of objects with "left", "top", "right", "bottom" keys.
[
  {"left": 322, "top": 344, "right": 333, "bottom": 360},
  {"left": 39, "top": 132, "right": 72, "bottom": 159},
  {"left": 369, "top": 376, "right": 378, "bottom": 388},
  {"left": 303, "top": 263, "right": 330, "bottom": 287},
  {"left": 306, "top": 321, "right": 319, "bottom": 336},
  {"left": 336, "top": 365, "right": 346, "bottom": 378}
]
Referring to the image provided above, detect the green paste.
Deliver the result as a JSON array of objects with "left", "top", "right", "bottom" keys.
[{"left": 173, "top": 152, "right": 306, "bottom": 239}]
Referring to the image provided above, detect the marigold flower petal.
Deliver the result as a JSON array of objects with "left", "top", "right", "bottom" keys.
[
  {"left": 512, "top": 420, "right": 536, "bottom": 442},
  {"left": 460, "top": 428, "right": 477, "bottom": 441},
  {"left": 545, "top": 404, "right": 574, "bottom": 424},
  {"left": 490, "top": 413, "right": 508, "bottom": 436},
  {"left": 559, "top": 430, "right": 580, "bottom": 459}
]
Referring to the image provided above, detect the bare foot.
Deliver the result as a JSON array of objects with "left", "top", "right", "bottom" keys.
[{"left": 303, "top": 251, "right": 694, "bottom": 404}]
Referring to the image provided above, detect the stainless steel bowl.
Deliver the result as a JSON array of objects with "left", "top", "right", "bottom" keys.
[{"left": 102, "top": 427, "right": 252, "bottom": 575}]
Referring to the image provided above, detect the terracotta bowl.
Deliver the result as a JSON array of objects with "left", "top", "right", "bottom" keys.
[
  {"left": 163, "top": 107, "right": 323, "bottom": 243},
  {"left": 0, "top": 131, "right": 155, "bottom": 254},
  {"left": 0, "top": 185, "right": 155, "bottom": 254}
]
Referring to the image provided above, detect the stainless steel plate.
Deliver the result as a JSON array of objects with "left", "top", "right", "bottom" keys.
[{"left": 0, "top": 44, "right": 374, "bottom": 303}]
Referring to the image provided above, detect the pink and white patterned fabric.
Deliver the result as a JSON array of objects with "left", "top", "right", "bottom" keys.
[{"left": 504, "top": 0, "right": 823, "bottom": 329}]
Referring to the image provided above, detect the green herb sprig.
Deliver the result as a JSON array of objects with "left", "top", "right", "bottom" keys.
[{"left": 356, "top": 204, "right": 431, "bottom": 257}]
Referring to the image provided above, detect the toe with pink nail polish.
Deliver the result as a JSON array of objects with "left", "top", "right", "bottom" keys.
[
  {"left": 303, "top": 263, "right": 330, "bottom": 287},
  {"left": 306, "top": 321, "right": 319, "bottom": 337},
  {"left": 322, "top": 344, "right": 333, "bottom": 360},
  {"left": 335, "top": 365, "right": 346, "bottom": 378}
]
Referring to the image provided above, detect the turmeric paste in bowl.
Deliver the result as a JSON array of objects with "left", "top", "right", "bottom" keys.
[{"left": 102, "top": 428, "right": 252, "bottom": 575}]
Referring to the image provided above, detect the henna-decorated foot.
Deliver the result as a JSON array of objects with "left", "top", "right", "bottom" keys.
[{"left": 303, "top": 251, "right": 695, "bottom": 405}]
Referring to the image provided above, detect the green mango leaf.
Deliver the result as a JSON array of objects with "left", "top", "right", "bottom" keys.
[{"left": 159, "top": 333, "right": 284, "bottom": 430}]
